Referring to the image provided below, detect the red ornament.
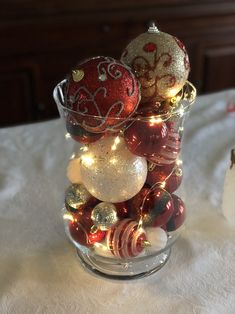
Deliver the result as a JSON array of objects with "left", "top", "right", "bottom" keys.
[
  {"left": 65, "top": 56, "right": 140, "bottom": 133},
  {"left": 88, "top": 229, "right": 106, "bottom": 245},
  {"left": 128, "top": 186, "right": 174, "bottom": 227},
  {"left": 106, "top": 219, "right": 147, "bottom": 258},
  {"left": 146, "top": 163, "right": 183, "bottom": 193},
  {"left": 115, "top": 202, "right": 129, "bottom": 219},
  {"left": 128, "top": 186, "right": 153, "bottom": 225},
  {"left": 68, "top": 207, "right": 104, "bottom": 247},
  {"left": 148, "top": 131, "right": 181, "bottom": 165},
  {"left": 164, "top": 194, "right": 186, "bottom": 231},
  {"left": 66, "top": 114, "right": 102, "bottom": 144},
  {"left": 124, "top": 116, "right": 168, "bottom": 157}
]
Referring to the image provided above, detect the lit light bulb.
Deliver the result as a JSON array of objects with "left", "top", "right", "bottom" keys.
[
  {"left": 65, "top": 133, "right": 71, "bottom": 139},
  {"left": 81, "top": 154, "right": 95, "bottom": 166},
  {"left": 149, "top": 116, "right": 163, "bottom": 126},
  {"left": 80, "top": 146, "right": 89, "bottom": 152},
  {"left": 111, "top": 136, "right": 121, "bottom": 150}
]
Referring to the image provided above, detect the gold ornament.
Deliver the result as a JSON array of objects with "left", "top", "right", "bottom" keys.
[
  {"left": 72, "top": 69, "right": 84, "bottom": 82},
  {"left": 91, "top": 202, "right": 118, "bottom": 230},
  {"left": 121, "top": 28, "right": 190, "bottom": 103},
  {"left": 65, "top": 183, "right": 91, "bottom": 212}
]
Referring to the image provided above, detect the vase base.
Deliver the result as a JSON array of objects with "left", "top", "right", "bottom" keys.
[{"left": 76, "top": 247, "right": 171, "bottom": 280}]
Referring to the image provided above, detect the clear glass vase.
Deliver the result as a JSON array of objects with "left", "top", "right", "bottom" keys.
[{"left": 53, "top": 80, "right": 196, "bottom": 280}]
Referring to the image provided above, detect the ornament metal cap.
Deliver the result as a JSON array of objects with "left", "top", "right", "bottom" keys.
[
  {"left": 141, "top": 240, "right": 151, "bottom": 248},
  {"left": 148, "top": 22, "right": 159, "bottom": 33}
]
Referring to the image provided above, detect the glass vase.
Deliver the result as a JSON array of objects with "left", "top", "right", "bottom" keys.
[{"left": 53, "top": 80, "right": 196, "bottom": 280}]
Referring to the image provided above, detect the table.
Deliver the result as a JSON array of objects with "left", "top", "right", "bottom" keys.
[{"left": 1, "top": 90, "right": 235, "bottom": 314}]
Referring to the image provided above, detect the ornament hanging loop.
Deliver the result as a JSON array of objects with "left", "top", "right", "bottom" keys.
[{"left": 148, "top": 21, "right": 159, "bottom": 33}]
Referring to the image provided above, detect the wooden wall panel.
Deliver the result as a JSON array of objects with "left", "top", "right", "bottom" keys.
[{"left": 1, "top": 1, "right": 235, "bottom": 126}]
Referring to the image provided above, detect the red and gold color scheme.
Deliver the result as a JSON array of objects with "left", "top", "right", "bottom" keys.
[
  {"left": 128, "top": 186, "right": 174, "bottom": 227},
  {"left": 65, "top": 56, "right": 140, "bottom": 133},
  {"left": 124, "top": 116, "right": 168, "bottom": 157},
  {"left": 164, "top": 194, "right": 186, "bottom": 232},
  {"left": 121, "top": 30, "right": 190, "bottom": 103},
  {"left": 66, "top": 114, "right": 102, "bottom": 144},
  {"left": 106, "top": 219, "right": 147, "bottom": 258},
  {"left": 146, "top": 162, "right": 183, "bottom": 193},
  {"left": 68, "top": 207, "right": 105, "bottom": 247},
  {"left": 147, "top": 131, "right": 181, "bottom": 165}
]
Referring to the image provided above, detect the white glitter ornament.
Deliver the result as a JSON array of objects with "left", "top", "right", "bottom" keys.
[
  {"left": 145, "top": 227, "right": 168, "bottom": 253},
  {"left": 94, "top": 242, "right": 114, "bottom": 258},
  {"left": 80, "top": 135, "right": 148, "bottom": 203},
  {"left": 67, "top": 158, "right": 82, "bottom": 184}
]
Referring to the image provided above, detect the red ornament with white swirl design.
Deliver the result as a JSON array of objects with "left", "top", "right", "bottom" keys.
[
  {"left": 106, "top": 219, "right": 147, "bottom": 259},
  {"left": 121, "top": 24, "right": 190, "bottom": 103},
  {"left": 147, "top": 130, "right": 181, "bottom": 165},
  {"left": 65, "top": 56, "right": 140, "bottom": 133}
]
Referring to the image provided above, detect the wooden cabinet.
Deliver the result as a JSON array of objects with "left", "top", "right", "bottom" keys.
[{"left": 1, "top": 0, "right": 235, "bottom": 126}]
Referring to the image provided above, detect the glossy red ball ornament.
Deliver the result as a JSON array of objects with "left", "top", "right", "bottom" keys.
[
  {"left": 124, "top": 117, "right": 168, "bottom": 157},
  {"left": 106, "top": 219, "right": 147, "bottom": 258},
  {"left": 128, "top": 186, "right": 174, "bottom": 227},
  {"left": 164, "top": 194, "right": 186, "bottom": 231},
  {"left": 146, "top": 163, "right": 183, "bottom": 193},
  {"left": 68, "top": 207, "right": 103, "bottom": 247},
  {"left": 66, "top": 114, "right": 102, "bottom": 144},
  {"left": 65, "top": 56, "right": 140, "bottom": 133},
  {"left": 128, "top": 186, "right": 153, "bottom": 225},
  {"left": 115, "top": 202, "right": 130, "bottom": 219},
  {"left": 88, "top": 229, "right": 106, "bottom": 245},
  {"left": 148, "top": 131, "right": 181, "bottom": 165}
]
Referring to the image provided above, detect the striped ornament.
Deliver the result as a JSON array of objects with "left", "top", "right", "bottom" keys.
[
  {"left": 106, "top": 219, "right": 147, "bottom": 259},
  {"left": 148, "top": 131, "right": 181, "bottom": 165}
]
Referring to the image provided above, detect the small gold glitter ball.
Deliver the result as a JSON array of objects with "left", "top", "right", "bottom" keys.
[
  {"left": 65, "top": 183, "right": 91, "bottom": 212},
  {"left": 91, "top": 202, "right": 118, "bottom": 230},
  {"left": 121, "top": 30, "right": 190, "bottom": 103}
]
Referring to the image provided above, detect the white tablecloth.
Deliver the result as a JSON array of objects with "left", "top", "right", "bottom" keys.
[{"left": 1, "top": 90, "right": 235, "bottom": 314}]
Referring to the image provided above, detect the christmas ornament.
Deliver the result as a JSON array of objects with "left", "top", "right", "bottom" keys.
[
  {"left": 93, "top": 242, "right": 114, "bottom": 258},
  {"left": 128, "top": 186, "right": 153, "bottom": 225},
  {"left": 88, "top": 229, "right": 106, "bottom": 245},
  {"left": 146, "top": 162, "right": 183, "bottom": 193},
  {"left": 145, "top": 227, "right": 168, "bottom": 253},
  {"left": 91, "top": 202, "right": 118, "bottom": 230},
  {"left": 106, "top": 219, "right": 147, "bottom": 258},
  {"left": 124, "top": 116, "right": 168, "bottom": 157},
  {"left": 165, "top": 194, "right": 186, "bottom": 231},
  {"left": 66, "top": 206, "right": 106, "bottom": 247},
  {"left": 65, "top": 183, "right": 92, "bottom": 213},
  {"left": 222, "top": 149, "right": 235, "bottom": 225},
  {"left": 65, "top": 56, "right": 140, "bottom": 133},
  {"left": 67, "top": 158, "right": 82, "bottom": 184},
  {"left": 121, "top": 24, "right": 190, "bottom": 102},
  {"left": 115, "top": 202, "right": 129, "bottom": 219},
  {"left": 148, "top": 131, "right": 181, "bottom": 165},
  {"left": 80, "top": 135, "right": 148, "bottom": 202},
  {"left": 128, "top": 186, "right": 174, "bottom": 227},
  {"left": 66, "top": 114, "right": 102, "bottom": 144},
  {"left": 68, "top": 207, "right": 93, "bottom": 246}
]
